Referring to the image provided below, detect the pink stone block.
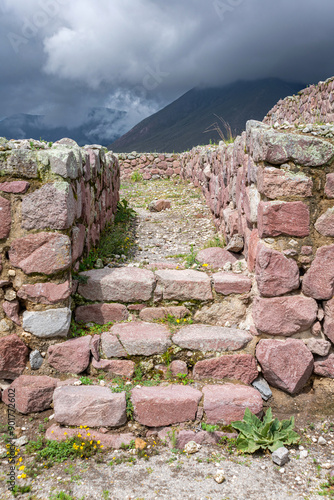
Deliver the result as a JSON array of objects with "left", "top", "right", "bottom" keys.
[
  {"left": 17, "top": 281, "right": 71, "bottom": 305},
  {"left": 75, "top": 303, "right": 128, "bottom": 324},
  {"left": 193, "top": 354, "right": 258, "bottom": 384},
  {"left": 213, "top": 272, "right": 252, "bottom": 295},
  {"left": 257, "top": 201, "right": 310, "bottom": 238},
  {"left": 256, "top": 339, "right": 314, "bottom": 394},
  {"left": 132, "top": 385, "right": 202, "bottom": 427},
  {"left": 0, "top": 181, "right": 29, "bottom": 193},
  {"left": 203, "top": 384, "right": 263, "bottom": 425},
  {"left": 2, "top": 375, "right": 57, "bottom": 413},
  {"left": 0, "top": 196, "right": 11, "bottom": 239},
  {"left": 252, "top": 296, "right": 317, "bottom": 335}
]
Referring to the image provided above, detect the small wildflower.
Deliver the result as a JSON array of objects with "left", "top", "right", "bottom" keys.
[
  {"left": 51, "top": 430, "right": 54, "bottom": 434},
  {"left": 202, "top": 263, "right": 208, "bottom": 267},
  {"left": 87, "top": 433, "right": 91, "bottom": 437},
  {"left": 19, "top": 465, "right": 25, "bottom": 471},
  {"left": 64, "top": 432, "right": 68, "bottom": 436},
  {"left": 21, "top": 474, "right": 27, "bottom": 479},
  {"left": 77, "top": 433, "right": 82, "bottom": 438},
  {"left": 97, "top": 441, "right": 101, "bottom": 444},
  {"left": 176, "top": 319, "right": 180, "bottom": 323}
]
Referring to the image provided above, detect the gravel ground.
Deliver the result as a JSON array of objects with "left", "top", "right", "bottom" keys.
[
  {"left": 1, "top": 421, "right": 334, "bottom": 500},
  {"left": 120, "top": 177, "right": 219, "bottom": 264}
]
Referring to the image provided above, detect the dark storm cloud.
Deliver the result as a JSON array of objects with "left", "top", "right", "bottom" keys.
[{"left": 0, "top": 0, "right": 334, "bottom": 131}]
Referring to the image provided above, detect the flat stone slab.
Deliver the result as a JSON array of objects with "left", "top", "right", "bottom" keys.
[
  {"left": 0, "top": 334, "right": 29, "bottom": 379},
  {"left": 172, "top": 324, "right": 252, "bottom": 352},
  {"left": 2, "top": 375, "right": 57, "bottom": 414},
  {"left": 203, "top": 383, "right": 263, "bottom": 424},
  {"left": 75, "top": 303, "right": 128, "bottom": 324},
  {"left": 22, "top": 308, "right": 71, "bottom": 338},
  {"left": 155, "top": 269, "right": 213, "bottom": 301},
  {"left": 131, "top": 385, "right": 202, "bottom": 427},
  {"left": 212, "top": 273, "right": 252, "bottom": 295},
  {"left": 196, "top": 247, "right": 238, "bottom": 269},
  {"left": 47, "top": 336, "right": 91, "bottom": 374},
  {"left": 256, "top": 339, "right": 314, "bottom": 394},
  {"left": 110, "top": 322, "right": 172, "bottom": 356},
  {"left": 78, "top": 267, "right": 155, "bottom": 302},
  {"left": 53, "top": 386, "right": 127, "bottom": 427},
  {"left": 193, "top": 354, "right": 258, "bottom": 385},
  {"left": 139, "top": 306, "right": 190, "bottom": 322},
  {"left": 252, "top": 296, "right": 318, "bottom": 335},
  {"left": 46, "top": 424, "right": 134, "bottom": 449}
]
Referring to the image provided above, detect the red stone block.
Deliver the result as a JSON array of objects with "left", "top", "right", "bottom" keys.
[
  {"left": 257, "top": 201, "right": 310, "bottom": 238},
  {"left": 131, "top": 385, "right": 202, "bottom": 427},
  {"left": 75, "top": 303, "right": 128, "bottom": 324},
  {"left": 17, "top": 281, "right": 71, "bottom": 305},
  {"left": 0, "top": 334, "right": 29, "bottom": 379},
  {"left": 203, "top": 384, "right": 263, "bottom": 425},
  {"left": 0, "top": 196, "right": 11, "bottom": 239},
  {"left": 255, "top": 245, "right": 300, "bottom": 297},
  {"left": 302, "top": 244, "right": 334, "bottom": 300},
  {"left": 256, "top": 339, "right": 314, "bottom": 394},
  {"left": 47, "top": 336, "right": 91, "bottom": 374},
  {"left": 193, "top": 354, "right": 258, "bottom": 384}
]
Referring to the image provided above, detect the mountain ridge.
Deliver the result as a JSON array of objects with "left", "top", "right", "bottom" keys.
[{"left": 109, "top": 78, "right": 305, "bottom": 153}]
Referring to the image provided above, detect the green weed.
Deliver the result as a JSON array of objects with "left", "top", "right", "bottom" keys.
[
  {"left": 69, "top": 320, "right": 113, "bottom": 338},
  {"left": 130, "top": 170, "right": 143, "bottom": 182},
  {"left": 201, "top": 422, "right": 219, "bottom": 432},
  {"left": 202, "top": 235, "right": 225, "bottom": 249},
  {"left": 79, "top": 377, "right": 93, "bottom": 385}
]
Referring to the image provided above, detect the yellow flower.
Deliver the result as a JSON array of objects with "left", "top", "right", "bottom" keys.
[
  {"left": 97, "top": 441, "right": 101, "bottom": 444},
  {"left": 51, "top": 430, "right": 54, "bottom": 434},
  {"left": 19, "top": 465, "right": 25, "bottom": 471},
  {"left": 18, "top": 457, "right": 23, "bottom": 462},
  {"left": 87, "top": 433, "right": 91, "bottom": 437},
  {"left": 77, "top": 434, "right": 82, "bottom": 438},
  {"left": 80, "top": 446, "right": 84, "bottom": 450},
  {"left": 176, "top": 319, "right": 180, "bottom": 323},
  {"left": 202, "top": 263, "right": 208, "bottom": 267},
  {"left": 100, "top": 445, "right": 104, "bottom": 448},
  {"left": 64, "top": 432, "right": 68, "bottom": 436},
  {"left": 94, "top": 446, "right": 97, "bottom": 449},
  {"left": 18, "top": 475, "right": 21, "bottom": 479},
  {"left": 21, "top": 474, "right": 27, "bottom": 479},
  {"left": 90, "top": 441, "right": 93, "bottom": 445},
  {"left": 80, "top": 425, "right": 83, "bottom": 429}
]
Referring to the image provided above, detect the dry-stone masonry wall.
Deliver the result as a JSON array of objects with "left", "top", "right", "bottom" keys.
[
  {"left": 0, "top": 137, "right": 119, "bottom": 342},
  {"left": 180, "top": 119, "right": 334, "bottom": 378},
  {"left": 264, "top": 76, "right": 334, "bottom": 126},
  {"left": 116, "top": 152, "right": 181, "bottom": 180}
]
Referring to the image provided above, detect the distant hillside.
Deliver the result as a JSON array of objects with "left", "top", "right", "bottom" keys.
[
  {"left": 109, "top": 78, "right": 304, "bottom": 153},
  {"left": 0, "top": 107, "right": 127, "bottom": 146}
]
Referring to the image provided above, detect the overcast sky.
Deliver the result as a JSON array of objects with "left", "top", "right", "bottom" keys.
[{"left": 1, "top": 0, "right": 334, "bottom": 131}]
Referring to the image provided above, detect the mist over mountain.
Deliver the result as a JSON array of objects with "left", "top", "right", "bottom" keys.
[
  {"left": 0, "top": 107, "right": 127, "bottom": 146},
  {"left": 109, "top": 78, "right": 305, "bottom": 153}
]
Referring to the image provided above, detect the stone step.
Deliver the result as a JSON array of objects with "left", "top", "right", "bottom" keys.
[{"left": 76, "top": 265, "right": 253, "bottom": 305}]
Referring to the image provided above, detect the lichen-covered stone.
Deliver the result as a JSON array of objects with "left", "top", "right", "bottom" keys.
[
  {"left": 9, "top": 232, "right": 71, "bottom": 275},
  {"left": 22, "top": 182, "right": 76, "bottom": 230}
]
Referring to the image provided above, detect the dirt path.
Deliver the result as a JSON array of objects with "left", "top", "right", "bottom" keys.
[{"left": 120, "top": 178, "right": 219, "bottom": 264}]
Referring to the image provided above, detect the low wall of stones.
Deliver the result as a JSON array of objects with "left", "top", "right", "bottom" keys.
[
  {"left": 264, "top": 77, "right": 334, "bottom": 126},
  {"left": 116, "top": 152, "right": 181, "bottom": 180},
  {"left": 0, "top": 137, "right": 119, "bottom": 343}
]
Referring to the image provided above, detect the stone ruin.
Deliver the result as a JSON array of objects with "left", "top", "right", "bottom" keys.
[{"left": 0, "top": 78, "right": 334, "bottom": 446}]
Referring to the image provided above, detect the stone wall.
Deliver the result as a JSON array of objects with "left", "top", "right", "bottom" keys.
[
  {"left": 116, "top": 152, "right": 181, "bottom": 180},
  {"left": 180, "top": 119, "right": 334, "bottom": 347},
  {"left": 0, "top": 137, "right": 119, "bottom": 342},
  {"left": 264, "top": 76, "right": 334, "bottom": 126}
]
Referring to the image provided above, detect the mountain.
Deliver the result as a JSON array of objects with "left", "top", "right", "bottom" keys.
[
  {"left": 0, "top": 107, "right": 127, "bottom": 146},
  {"left": 109, "top": 78, "right": 305, "bottom": 153}
]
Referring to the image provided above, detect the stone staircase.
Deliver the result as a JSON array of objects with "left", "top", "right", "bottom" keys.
[{"left": 1, "top": 250, "right": 270, "bottom": 449}]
